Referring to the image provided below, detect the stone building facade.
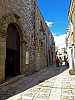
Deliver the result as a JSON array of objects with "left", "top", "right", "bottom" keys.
[
  {"left": 34, "top": 5, "right": 49, "bottom": 70},
  {"left": 67, "top": 0, "right": 75, "bottom": 74},
  {"left": 0, "top": 0, "right": 36, "bottom": 82},
  {"left": 48, "top": 33, "right": 55, "bottom": 65},
  {"left": 0, "top": 0, "right": 52, "bottom": 82}
]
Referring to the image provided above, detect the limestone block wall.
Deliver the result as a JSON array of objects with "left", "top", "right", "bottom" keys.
[
  {"left": 5, "top": 0, "right": 35, "bottom": 73},
  {"left": 34, "top": 5, "right": 48, "bottom": 71},
  {"left": 0, "top": 0, "right": 36, "bottom": 81},
  {"left": 0, "top": 0, "right": 50, "bottom": 82}
]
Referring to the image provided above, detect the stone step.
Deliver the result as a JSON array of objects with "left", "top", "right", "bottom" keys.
[{"left": 0, "top": 75, "right": 24, "bottom": 88}]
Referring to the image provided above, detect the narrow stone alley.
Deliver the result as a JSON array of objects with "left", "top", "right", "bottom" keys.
[
  {"left": 0, "top": 65, "right": 74, "bottom": 100},
  {"left": 0, "top": 0, "right": 75, "bottom": 100}
]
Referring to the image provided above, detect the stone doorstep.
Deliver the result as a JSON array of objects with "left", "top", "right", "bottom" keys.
[
  {"left": 69, "top": 69, "right": 75, "bottom": 75},
  {"left": 0, "top": 75, "right": 24, "bottom": 88},
  {"left": 0, "top": 68, "right": 47, "bottom": 88},
  {"left": 0, "top": 65, "right": 55, "bottom": 88}
]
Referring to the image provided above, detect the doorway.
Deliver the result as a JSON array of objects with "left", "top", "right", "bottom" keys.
[{"left": 5, "top": 23, "right": 20, "bottom": 79}]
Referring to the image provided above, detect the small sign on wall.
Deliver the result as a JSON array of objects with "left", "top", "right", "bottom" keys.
[{"left": 26, "top": 51, "right": 29, "bottom": 64}]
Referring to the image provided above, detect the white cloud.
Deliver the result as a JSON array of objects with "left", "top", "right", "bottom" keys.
[
  {"left": 46, "top": 21, "right": 53, "bottom": 28},
  {"left": 46, "top": 21, "right": 66, "bottom": 48},
  {"left": 54, "top": 34, "right": 66, "bottom": 48}
]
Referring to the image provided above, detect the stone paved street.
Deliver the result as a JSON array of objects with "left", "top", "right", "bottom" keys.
[{"left": 0, "top": 65, "right": 75, "bottom": 100}]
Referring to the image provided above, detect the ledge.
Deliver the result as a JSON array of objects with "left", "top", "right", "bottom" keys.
[{"left": 69, "top": 69, "right": 75, "bottom": 75}]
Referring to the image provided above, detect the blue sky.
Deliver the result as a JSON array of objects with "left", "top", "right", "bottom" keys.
[{"left": 37, "top": 0, "right": 70, "bottom": 35}]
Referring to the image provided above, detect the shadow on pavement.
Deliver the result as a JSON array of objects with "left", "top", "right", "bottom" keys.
[{"left": 0, "top": 65, "right": 69, "bottom": 100}]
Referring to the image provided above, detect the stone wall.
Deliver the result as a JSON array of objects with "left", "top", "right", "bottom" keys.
[
  {"left": 0, "top": 0, "right": 36, "bottom": 81},
  {"left": 5, "top": 0, "right": 36, "bottom": 74},
  {"left": 34, "top": 5, "right": 49, "bottom": 71},
  {"left": 0, "top": 0, "right": 50, "bottom": 82}
]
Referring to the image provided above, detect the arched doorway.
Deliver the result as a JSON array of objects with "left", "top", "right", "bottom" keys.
[{"left": 5, "top": 23, "right": 20, "bottom": 79}]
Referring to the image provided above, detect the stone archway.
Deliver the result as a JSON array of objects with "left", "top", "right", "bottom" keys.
[
  {"left": 0, "top": 14, "right": 25, "bottom": 82},
  {"left": 5, "top": 23, "right": 20, "bottom": 79}
]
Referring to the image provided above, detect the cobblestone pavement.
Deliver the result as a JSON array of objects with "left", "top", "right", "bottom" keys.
[{"left": 0, "top": 65, "right": 75, "bottom": 100}]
